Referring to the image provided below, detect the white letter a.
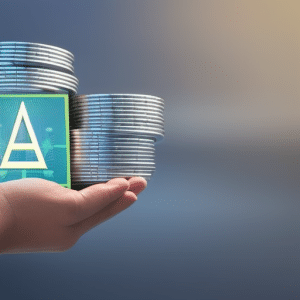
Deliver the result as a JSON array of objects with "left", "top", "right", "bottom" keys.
[{"left": 0, "top": 102, "right": 47, "bottom": 169}]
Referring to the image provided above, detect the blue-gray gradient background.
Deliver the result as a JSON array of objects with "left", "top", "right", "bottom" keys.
[{"left": 0, "top": 1, "right": 300, "bottom": 299}]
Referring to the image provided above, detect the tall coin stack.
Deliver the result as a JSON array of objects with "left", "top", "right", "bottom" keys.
[
  {"left": 70, "top": 94, "right": 164, "bottom": 186},
  {"left": 0, "top": 41, "right": 78, "bottom": 95}
]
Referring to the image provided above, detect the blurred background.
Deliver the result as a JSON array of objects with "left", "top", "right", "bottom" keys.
[{"left": 0, "top": 1, "right": 300, "bottom": 299}]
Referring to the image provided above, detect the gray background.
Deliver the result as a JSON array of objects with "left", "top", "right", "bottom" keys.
[{"left": 0, "top": 1, "right": 299, "bottom": 299}]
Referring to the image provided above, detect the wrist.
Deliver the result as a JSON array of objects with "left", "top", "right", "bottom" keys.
[{"left": 0, "top": 184, "right": 17, "bottom": 253}]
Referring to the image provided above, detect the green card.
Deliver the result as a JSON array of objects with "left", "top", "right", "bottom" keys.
[{"left": 0, "top": 94, "right": 71, "bottom": 188}]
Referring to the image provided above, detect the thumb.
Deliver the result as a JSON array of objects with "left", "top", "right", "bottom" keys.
[{"left": 72, "top": 178, "right": 129, "bottom": 224}]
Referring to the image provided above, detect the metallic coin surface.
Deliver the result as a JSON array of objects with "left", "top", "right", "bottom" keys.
[
  {"left": 0, "top": 42, "right": 74, "bottom": 60},
  {"left": 0, "top": 77, "right": 78, "bottom": 91},
  {"left": 0, "top": 53, "right": 73, "bottom": 68},
  {"left": 70, "top": 102, "right": 164, "bottom": 111},
  {"left": 70, "top": 130, "right": 164, "bottom": 142},
  {"left": 0, "top": 84, "right": 71, "bottom": 94},
  {"left": 0, "top": 49, "right": 73, "bottom": 64},
  {"left": 0, "top": 72, "right": 79, "bottom": 86},
  {"left": 72, "top": 98, "right": 164, "bottom": 108},
  {"left": 0, "top": 82, "right": 76, "bottom": 94},
  {"left": 75, "top": 93, "right": 162, "bottom": 101},
  {"left": 70, "top": 113, "right": 164, "bottom": 123},
  {"left": 70, "top": 120, "right": 164, "bottom": 129},
  {"left": 0, "top": 67, "right": 78, "bottom": 83}
]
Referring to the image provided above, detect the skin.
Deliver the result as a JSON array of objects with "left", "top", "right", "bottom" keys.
[{"left": 0, "top": 177, "right": 147, "bottom": 254}]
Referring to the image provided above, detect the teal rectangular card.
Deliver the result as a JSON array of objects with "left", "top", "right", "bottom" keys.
[{"left": 0, "top": 94, "right": 71, "bottom": 188}]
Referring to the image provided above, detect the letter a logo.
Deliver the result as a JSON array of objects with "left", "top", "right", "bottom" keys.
[{"left": 0, "top": 102, "right": 47, "bottom": 169}]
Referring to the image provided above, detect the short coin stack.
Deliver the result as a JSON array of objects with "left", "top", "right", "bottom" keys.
[
  {"left": 70, "top": 94, "right": 164, "bottom": 185},
  {"left": 0, "top": 41, "right": 78, "bottom": 94}
]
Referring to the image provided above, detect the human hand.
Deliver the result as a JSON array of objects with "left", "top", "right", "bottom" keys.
[{"left": 0, "top": 177, "right": 147, "bottom": 254}]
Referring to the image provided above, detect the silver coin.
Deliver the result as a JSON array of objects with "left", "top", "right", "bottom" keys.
[
  {"left": 0, "top": 81, "right": 77, "bottom": 94},
  {"left": 0, "top": 53, "right": 73, "bottom": 70},
  {"left": 71, "top": 178, "right": 152, "bottom": 183},
  {"left": 71, "top": 149, "right": 155, "bottom": 155},
  {"left": 74, "top": 94, "right": 163, "bottom": 100},
  {"left": 71, "top": 158, "right": 155, "bottom": 164},
  {"left": 71, "top": 167, "right": 156, "bottom": 173},
  {"left": 71, "top": 132, "right": 163, "bottom": 143},
  {"left": 70, "top": 147, "right": 155, "bottom": 154},
  {"left": 70, "top": 146, "right": 155, "bottom": 152},
  {"left": 0, "top": 53, "right": 74, "bottom": 67},
  {"left": 70, "top": 129, "right": 164, "bottom": 142},
  {"left": 70, "top": 138, "right": 156, "bottom": 144},
  {"left": 71, "top": 148, "right": 155, "bottom": 154},
  {"left": 70, "top": 109, "right": 164, "bottom": 117},
  {"left": 71, "top": 161, "right": 155, "bottom": 166},
  {"left": 72, "top": 179, "right": 152, "bottom": 184},
  {"left": 70, "top": 109, "right": 164, "bottom": 119},
  {"left": 1, "top": 75, "right": 78, "bottom": 91},
  {"left": 75, "top": 93, "right": 162, "bottom": 101},
  {"left": 72, "top": 98, "right": 164, "bottom": 108},
  {"left": 70, "top": 129, "right": 156, "bottom": 139},
  {"left": 70, "top": 115, "right": 164, "bottom": 126},
  {"left": 72, "top": 171, "right": 155, "bottom": 175},
  {"left": 70, "top": 120, "right": 164, "bottom": 129},
  {"left": 0, "top": 42, "right": 74, "bottom": 59},
  {"left": 71, "top": 155, "right": 155, "bottom": 161},
  {"left": 71, "top": 163, "right": 155, "bottom": 167},
  {"left": 73, "top": 96, "right": 163, "bottom": 104},
  {"left": 71, "top": 176, "right": 154, "bottom": 180},
  {"left": 70, "top": 139, "right": 155, "bottom": 145},
  {"left": 0, "top": 51, "right": 73, "bottom": 67},
  {"left": 0, "top": 42, "right": 74, "bottom": 60},
  {"left": 71, "top": 171, "right": 155, "bottom": 176},
  {"left": 0, "top": 83, "right": 73, "bottom": 94},
  {"left": 0, "top": 48, "right": 73, "bottom": 62},
  {"left": 0, "top": 86, "right": 72, "bottom": 95},
  {"left": 70, "top": 110, "right": 164, "bottom": 120},
  {"left": 71, "top": 150, "right": 155, "bottom": 156},
  {"left": 71, "top": 164, "right": 156, "bottom": 170},
  {"left": 0, "top": 60, "right": 74, "bottom": 75},
  {"left": 0, "top": 70, "right": 79, "bottom": 85},
  {"left": 70, "top": 126, "right": 164, "bottom": 135},
  {"left": 70, "top": 119, "right": 164, "bottom": 129},
  {"left": 71, "top": 170, "right": 155, "bottom": 174},
  {"left": 0, "top": 66, "right": 78, "bottom": 83},
  {"left": 72, "top": 172, "right": 154, "bottom": 177},
  {"left": 70, "top": 140, "right": 155, "bottom": 147},
  {"left": 72, "top": 100, "right": 164, "bottom": 110},
  {"left": 70, "top": 143, "right": 154, "bottom": 148},
  {"left": 70, "top": 103, "right": 164, "bottom": 111},
  {"left": 71, "top": 170, "right": 155, "bottom": 175},
  {"left": 0, "top": 76, "right": 78, "bottom": 91},
  {"left": 71, "top": 123, "right": 164, "bottom": 131},
  {"left": 70, "top": 102, "right": 164, "bottom": 111},
  {"left": 0, "top": 87, "right": 68, "bottom": 94},
  {"left": 71, "top": 156, "right": 155, "bottom": 162},
  {"left": 71, "top": 175, "right": 154, "bottom": 180},
  {"left": 70, "top": 132, "right": 156, "bottom": 143},
  {"left": 71, "top": 120, "right": 164, "bottom": 128},
  {"left": 70, "top": 133, "right": 156, "bottom": 141},
  {"left": 0, "top": 75, "right": 78, "bottom": 90},
  {"left": 71, "top": 125, "right": 164, "bottom": 133}
]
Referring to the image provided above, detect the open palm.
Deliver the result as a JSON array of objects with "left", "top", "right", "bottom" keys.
[{"left": 0, "top": 177, "right": 146, "bottom": 254}]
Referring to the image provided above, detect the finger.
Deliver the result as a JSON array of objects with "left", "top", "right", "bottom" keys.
[
  {"left": 72, "top": 178, "right": 129, "bottom": 224},
  {"left": 70, "top": 190, "right": 137, "bottom": 235},
  {"left": 127, "top": 177, "right": 147, "bottom": 195}
]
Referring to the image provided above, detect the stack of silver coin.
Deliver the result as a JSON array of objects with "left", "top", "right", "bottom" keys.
[
  {"left": 70, "top": 94, "right": 164, "bottom": 184},
  {"left": 0, "top": 41, "right": 78, "bottom": 94}
]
